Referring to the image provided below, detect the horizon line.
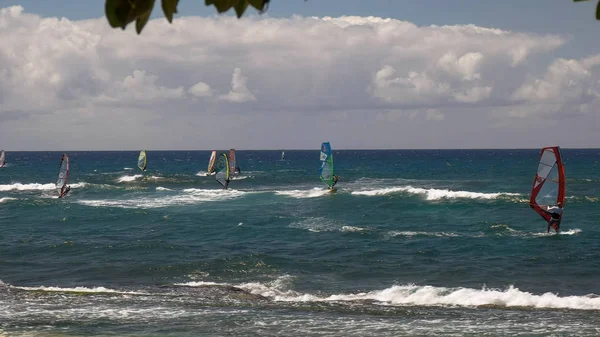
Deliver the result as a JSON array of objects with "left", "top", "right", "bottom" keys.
[{"left": 2, "top": 147, "right": 599, "bottom": 152}]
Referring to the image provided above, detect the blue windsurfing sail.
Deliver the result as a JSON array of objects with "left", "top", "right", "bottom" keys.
[{"left": 319, "top": 142, "right": 334, "bottom": 188}]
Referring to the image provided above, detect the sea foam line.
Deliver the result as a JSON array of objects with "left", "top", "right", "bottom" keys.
[
  {"left": 352, "top": 186, "right": 519, "bottom": 200},
  {"left": 117, "top": 175, "right": 143, "bottom": 183},
  {"left": 0, "top": 183, "right": 55, "bottom": 191},
  {"left": 176, "top": 278, "right": 600, "bottom": 311},
  {"left": 276, "top": 188, "right": 332, "bottom": 199},
  {"left": 9, "top": 284, "right": 149, "bottom": 295},
  {"left": 78, "top": 189, "right": 247, "bottom": 209}
]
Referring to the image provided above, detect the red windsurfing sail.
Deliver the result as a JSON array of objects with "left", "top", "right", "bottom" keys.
[
  {"left": 530, "top": 146, "right": 565, "bottom": 225},
  {"left": 229, "top": 149, "right": 236, "bottom": 173}
]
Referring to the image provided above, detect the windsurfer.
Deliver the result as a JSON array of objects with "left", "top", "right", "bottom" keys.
[
  {"left": 331, "top": 175, "right": 339, "bottom": 189},
  {"left": 224, "top": 179, "right": 230, "bottom": 190},
  {"left": 59, "top": 185, "right": 71, "bottom": 198},
  {"left": 542, "top": 203, "right": 563, "bottom": 233},
  {"left": 235, "top": 166, "right": 241, "bottom": 174}
]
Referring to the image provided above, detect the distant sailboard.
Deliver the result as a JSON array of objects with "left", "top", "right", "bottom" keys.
[
  {"left": 56, "top": 153, "right": 70, "bottom": 198},
  {"left": 319, "top": 142, "right": 336, "bottom": 191},
  {"left": 138, "top": 150, "right": 147, "bottom": 171},
  {"left": 281, "top": 150, "right": 285, "bottom": 160},
  {"left": 530, "top": 146, "right": 566, "bottom": 231},
  {"left": 215, "top": 153, "right": 230, "bottom": 189},
  {"left": 0, "top": 150, "right": 5, "bottom": 167},
  {"left": 207, "top": 150, "right": 217, "bottom": 176}
]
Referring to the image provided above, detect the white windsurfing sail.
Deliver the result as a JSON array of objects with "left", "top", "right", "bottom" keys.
[
  {"left": 138, "top": 150, "right": 147, "bottom": 171},
  {"left": 281, "top": 150, "right": 285, "bottom": 160},
  {"left": 56, "top": 153, "right": 70, "bottom": 197},
  {"left": 207, "top": 150, "right": 217, "bottom": 175},
  {"left": 0, "top": 150, "right": 5, "bottom": 167}
]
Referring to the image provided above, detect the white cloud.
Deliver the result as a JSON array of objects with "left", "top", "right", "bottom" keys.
[
  {"left": 218, "top": 68, "right": 256, "bottom": 103},
  {"left": 0, "top": 6, "right": 598, "bottom": 150},
  {"left": 189, "top": 81, "right": 213, "bottom": 97},
  {"left": 102, "top": 70, "right": 184, "bottom": 103}
]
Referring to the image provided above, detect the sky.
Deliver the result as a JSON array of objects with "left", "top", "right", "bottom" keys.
[{"left": 0, "top": 0, "right": 599, "bottom": 150}]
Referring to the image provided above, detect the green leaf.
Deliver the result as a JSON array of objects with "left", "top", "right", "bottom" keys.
[
  {"left": 205, "top": 0, "right": 239, "bottom": 14},
  {"left": 105, "top": 0, "right": 134, "bottom": 29},
  {"left": 247, "top": 0, "right": 267, "bottom": 11},
  {"left": 161, "top": 0, "right": 179, "bottom": 23},
  {"left": 136, "top": 8, "right": 152, "bottom": 34},
  {"left": 234, "top": 0, "right": 249, "bottom": 18},
  {"left": 105, "top": 0, "right": 155, "bottom": 31}
]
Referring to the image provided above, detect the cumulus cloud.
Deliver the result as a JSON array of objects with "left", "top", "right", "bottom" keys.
[
  {"left": 189, "top": 81, "right": 213, "bottom": 97},
  {"left": 0, "top": 6, "right": 598, "bottom": 150},
  {"left": 218, "top": 68, "right": 256, "bottom": 103}
]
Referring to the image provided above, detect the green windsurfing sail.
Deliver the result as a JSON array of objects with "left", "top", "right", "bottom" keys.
[
  {"left": 319, "top": 142, "right": 334, "bottom": 188},
  {"left": 215, "top": 153, "right": 230, "bottom": 189},
  {"left": 138, "top": 150, "right": 147, "bottom": 171}
]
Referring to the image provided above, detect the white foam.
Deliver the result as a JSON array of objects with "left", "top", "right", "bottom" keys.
[
  {"left": 124, "top": 167, "right": 133, "bottom": 170},
  {"left": 235, "top": 280, "right": 600, "bottom": 311},
  {"left": 341, "top": 226, "right": 368, "bottom": 232},
  {"left": 0, "top": 197, "right": 17, "bottom": 203},
  {"left": 156, "top": 187, "right": 172, "bottom": 191},
  {"left": 560, "top": 228, "right": 582, "bottom": 235},
  {"left": 0, "top": 183, "right": 55, "bottom": 191},
  {"left": 10, "top": 285, "right": 148, "bottom": 295},
  {"left": 117, "top": 175, "right": 143, "bottom": 183},
  {"left": 78, "top": 188, "right": 246, "bottom": 209},
  {"left": 174, "top": 281, "right": 221, "bottom": 287},
  {"left": 290, "top": 217, "right": 339, "bottom": 233},
  {"left": 231, "top": 175, "right": 250, "bottom": 180},
  {"left": 352, "top": 186, "right": 519, "bottom": 200},
  {"left": 196, "top": 171, "right": 215, "bottom": 176},
  {"left": 70, "top": 182, "right": 87, "bottom": 188},
  {"left": 276, "top": 188, "right": 332, "bottom": 199},
  {"left": 389, "top": 231, "right": 459, "bottom": 238},
  {"left": 149, "top": 176, "right": 162, "bottom": 180}
]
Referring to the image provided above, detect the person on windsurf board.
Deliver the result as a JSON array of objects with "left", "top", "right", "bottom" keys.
[
  {"left": 533, "top": 202, "right": 563, "bottom": 233},
  {"left": 56, "top": 153, "right": 71, "bottom": 198},
  {"left": 331, "top": 175, "right": 339, "bottom": 190},
  {"left": 319, "top": 142, "right": 337, "bottom": 192},
  {"left": 529, "top": 146, "right": 565, "bottom": 234}
]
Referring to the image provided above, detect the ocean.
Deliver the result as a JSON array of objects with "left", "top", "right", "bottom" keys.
[{"left": 1, "top": 149, "right": 599, "bottom": 336}]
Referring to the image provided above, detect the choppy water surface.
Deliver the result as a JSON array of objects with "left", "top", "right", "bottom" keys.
[{"left": 1, "top": 149, "right": 599, "bottom": 336}]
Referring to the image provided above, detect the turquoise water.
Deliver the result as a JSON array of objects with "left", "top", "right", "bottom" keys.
[{"left": 1, "top": 149, "right": 600, "bottom": 336}]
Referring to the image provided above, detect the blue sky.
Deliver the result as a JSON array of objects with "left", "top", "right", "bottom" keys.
[{"left": 2, "top": 0, "right": 598, "bottom": 57}]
